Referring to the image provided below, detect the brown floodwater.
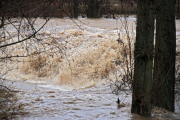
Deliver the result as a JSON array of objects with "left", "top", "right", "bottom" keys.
[{"left": 1, "top": 16, "right": 180, "bottom": 119}]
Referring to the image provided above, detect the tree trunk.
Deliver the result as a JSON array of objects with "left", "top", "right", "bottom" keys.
[
  {"left": 153, "top": 0, "right": 176, "bottom": 112},
  {"left": 87, "top": 0, "right": 102, "bottom": 18},
  {"left": 178, "top": 0, "right": 179, "bottom": 17},
  {"left": 71, "top": 0, "right": 79, "bottom": 18},
  {"left": 131, "top": 0, "right": 154, "bottom": 117}
]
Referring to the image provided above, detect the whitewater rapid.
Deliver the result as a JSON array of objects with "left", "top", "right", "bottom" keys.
[{"left": 1, "top": 16, "right": 180, "bottom": 119}]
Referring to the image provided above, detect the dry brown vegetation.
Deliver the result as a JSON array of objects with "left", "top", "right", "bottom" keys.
[{"left": 0, "top": 82, "right": 19, "bottom": 119}]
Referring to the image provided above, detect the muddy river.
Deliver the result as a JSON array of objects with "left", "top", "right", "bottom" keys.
[{"left": 1, "top": 16, "right": 180, "bottom": 119}]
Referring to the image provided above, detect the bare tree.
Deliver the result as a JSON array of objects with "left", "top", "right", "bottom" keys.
[
  {"left": 0, "top": 0, "right": 54, "bottom": 49},
  {"left": 0, "top": 0, "right": 57, "bottom": 118}
]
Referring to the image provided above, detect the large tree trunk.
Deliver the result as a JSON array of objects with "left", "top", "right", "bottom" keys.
[
  {"left": 153, "top": 0, "right": 176, "bottom": 112},
  {"left": 131, "top": 0, "right": 154, "bottom": 117}
]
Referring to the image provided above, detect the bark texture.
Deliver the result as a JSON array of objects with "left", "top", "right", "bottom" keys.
[
  {"left": 131, "top": 0, "right": 155, "bottom": 117},
  {"left": 153, "top": 0, "right": 176, "bottom": 112}
]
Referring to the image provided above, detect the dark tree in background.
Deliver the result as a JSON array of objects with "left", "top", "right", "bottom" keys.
[
  {"left": 87, "top": 0, "right": 102, "bottom": 18},
  {"left": 131, "top": 0, "right": 154, "bottom": 117},
  {"left": 177, "top": 0, "right": 180, "bottom": 17},
  {"left": 153, "top": 0, "right": 176, "bottom": 112},
  {"left": 71, "top": 0, "right": 79, "bottom": 18}
]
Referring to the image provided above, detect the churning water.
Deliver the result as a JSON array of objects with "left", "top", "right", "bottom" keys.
[{"left": 1, "top": 16, "right": 180, "bottom": 119}]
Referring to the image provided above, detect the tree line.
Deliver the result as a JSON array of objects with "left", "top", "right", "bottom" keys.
[
  {"left": 0, "top": 0, "right": 137, "bottom": 18},
  {"left": 1, "top": 0, "right": 180, "bottom": 19}
]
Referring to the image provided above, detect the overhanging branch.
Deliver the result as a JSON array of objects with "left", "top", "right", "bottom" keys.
[{"left": 0, "top": 18, "right": 50, "bottom": 49}]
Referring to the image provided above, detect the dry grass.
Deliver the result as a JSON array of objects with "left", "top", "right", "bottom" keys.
[{"left": 0, "top": 83, "right": 19, "bottom": 119}]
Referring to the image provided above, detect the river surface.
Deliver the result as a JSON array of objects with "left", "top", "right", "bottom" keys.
[{"left": 1, "top": 16, "right": 180, "bottom": 119}]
